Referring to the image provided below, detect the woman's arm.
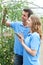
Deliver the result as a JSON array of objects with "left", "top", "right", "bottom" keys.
[
  {"left": 18, "top": 34, "right": 37, "bottom": 56},
  {"left": 22, "top": 41, "right": 37, "bottom": 56}
]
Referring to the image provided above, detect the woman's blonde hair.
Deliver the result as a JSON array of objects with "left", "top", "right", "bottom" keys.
[{"left": 30, "top": 15, "right": 42, "bottom": 39}]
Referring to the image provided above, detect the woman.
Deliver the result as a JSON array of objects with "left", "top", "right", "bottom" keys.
[{"left": 17, "top": 15, "right": 42, "bottom": 65}]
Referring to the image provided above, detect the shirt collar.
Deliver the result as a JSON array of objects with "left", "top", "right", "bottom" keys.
[
  {"left": 28, "top": 32, "right": 32, "bottom": 36},
  {"left": 20, "top": 22, "right": 29, "bottom": 28}
]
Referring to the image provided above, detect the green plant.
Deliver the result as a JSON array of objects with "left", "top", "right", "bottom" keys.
[{"left": 0, "top": 0, "right": 29, "bottom": 65}]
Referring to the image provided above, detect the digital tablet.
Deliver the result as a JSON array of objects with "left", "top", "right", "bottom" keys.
[{"left": 14, "top": 32, "right": 21, "bottom": 38}]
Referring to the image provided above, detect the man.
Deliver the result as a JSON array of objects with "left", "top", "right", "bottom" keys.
[{"left": 2, "top": 9, "right": 33, "bottom": 65}]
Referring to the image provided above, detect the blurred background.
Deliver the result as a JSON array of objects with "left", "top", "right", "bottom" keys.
[{"left": 0, "top": 0, "right": 43, "bottom": 65}]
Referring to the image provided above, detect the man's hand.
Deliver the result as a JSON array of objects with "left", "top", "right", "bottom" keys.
[{"left": 2, "top": 7, "right": 7, "bottom": 24}]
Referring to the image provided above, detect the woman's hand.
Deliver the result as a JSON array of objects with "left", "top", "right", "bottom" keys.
[
  {"left": 17, "top": 33, "right": 37, "bottom": 56},
  {"left": 18, "top": 33, "right": 24, "bottom": 44}
]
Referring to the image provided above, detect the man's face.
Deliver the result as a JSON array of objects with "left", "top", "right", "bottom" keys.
[{"left": 21, "top": 11, "right": 29, "bottom": 23}]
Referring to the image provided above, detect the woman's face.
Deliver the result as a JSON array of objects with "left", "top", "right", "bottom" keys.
[{"left": 26, "top": 17, "right": 32, "bottom": 28}]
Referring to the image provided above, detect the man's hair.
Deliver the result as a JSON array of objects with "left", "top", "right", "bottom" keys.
[{"left": 23, "top": 9, "right": 33, "bottom": 17}]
